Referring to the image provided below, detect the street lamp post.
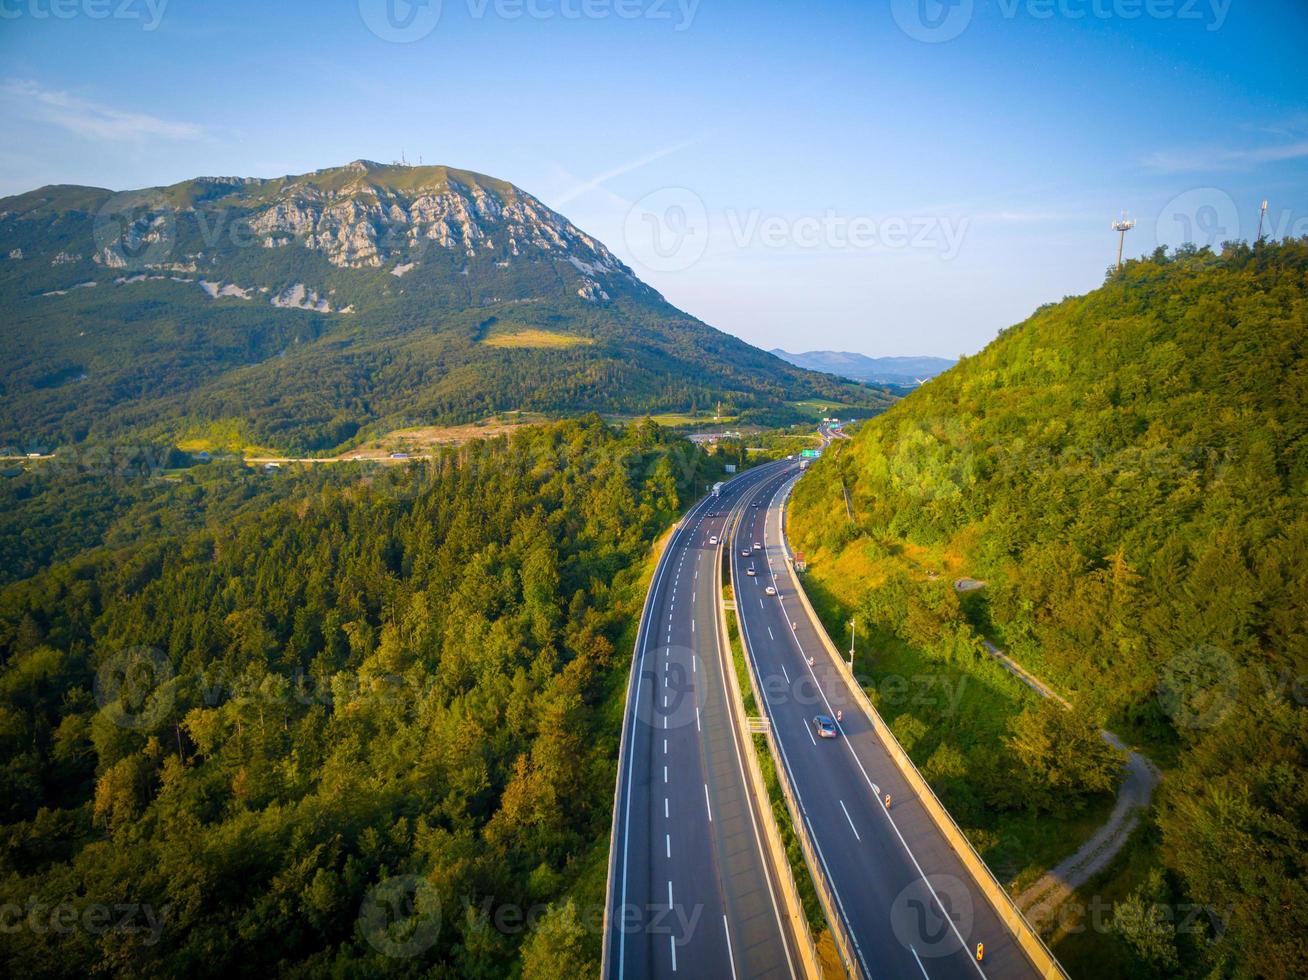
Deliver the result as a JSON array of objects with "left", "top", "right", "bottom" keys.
[{"left": 848, "top": 619, "right": 856, "bottom": 670}]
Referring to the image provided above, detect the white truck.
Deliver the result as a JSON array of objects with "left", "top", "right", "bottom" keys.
[{"left": 712, "top": 482, "right": 724, "bottom": 497}]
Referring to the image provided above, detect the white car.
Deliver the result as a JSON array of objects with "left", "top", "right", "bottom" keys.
[
  {"left": 746, "top": 566, "right": 757, "bottom": 577},
  {"left": 709, "top": 535, "right": 718, "bottom": 545},
  {"left": 765, "top": 586, "right": 777, "bottom": 596},
  {"left": 753, "top": 542, "right": 762, "bottom": 551}
]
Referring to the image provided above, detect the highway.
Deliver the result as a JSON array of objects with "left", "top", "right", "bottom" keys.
[
  {"left": 728, "top": 464, "right": 1046, "bottom": 980},
  {"left": 603, "top": 461, "right": 804, "bottom": 980}
]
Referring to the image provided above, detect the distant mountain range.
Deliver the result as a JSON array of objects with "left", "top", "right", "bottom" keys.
[
  {"left": 771, "top": 349, "right": 956, "bottom": 386},
  {"left": 0, "top": 161, "right": 890, "bottom": 453}
]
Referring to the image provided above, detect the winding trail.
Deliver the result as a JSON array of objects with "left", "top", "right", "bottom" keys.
[{"left": 981, "top": 642, "right": 1161, "bottom": 931}]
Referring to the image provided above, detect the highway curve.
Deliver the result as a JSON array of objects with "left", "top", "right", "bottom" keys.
[
  {"left": 729, "top": 464, "right": 1049, "bottom": 980},
  {"left": 604, "top": 462, "right": 805, "bottom": 980}
]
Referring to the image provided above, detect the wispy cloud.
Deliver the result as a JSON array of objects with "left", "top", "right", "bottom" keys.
[
  {"left": 552, "top": 138, "right": 699, "bottom": 207},
  {"left": 1142, "top": 139, "right": 1308, "bottom": 174},
  {"left": 1, "top": 79, "right": 208, "bottom": 142}
]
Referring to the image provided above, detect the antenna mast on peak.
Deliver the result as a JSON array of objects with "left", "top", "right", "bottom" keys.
[{"left": 1112, "top": 213, "right": 1136, "bottom": 271}]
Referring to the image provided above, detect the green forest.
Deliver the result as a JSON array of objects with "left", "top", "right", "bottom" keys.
[
  {"left": 0, "top": 417, "right": 723, "bottom": 977},
  {"left": 0, "top": 175, "right": 890, "bottom": 454},
  {"left": 789, "top": 240, "right": 1307, "bottom": 979}
]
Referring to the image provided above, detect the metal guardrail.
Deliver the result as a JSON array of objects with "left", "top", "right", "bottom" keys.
[
  {"left": 775, "top": 478, "right": 1070, "bottom": 980},
  {"left": 726, "top": 482, "right": 865, "bottom": 980}
]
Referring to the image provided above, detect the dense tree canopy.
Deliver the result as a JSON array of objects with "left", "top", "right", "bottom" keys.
[
  {"left": 791, "top": 240, "right": 1308, "bottom": 978},
  {"left": 0, "top": 417, "right": 719, "bottom": 977}
]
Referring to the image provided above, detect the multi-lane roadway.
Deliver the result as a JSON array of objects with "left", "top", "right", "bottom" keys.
[
  {"left": 728, "top": 464, "right": 1045, "bottom": 980},
  {"left": 604, "top": 462, "right": 804, "bottom": 980}
]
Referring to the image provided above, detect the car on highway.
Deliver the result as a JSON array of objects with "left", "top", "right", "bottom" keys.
[
  {"left": 741, "top": 549, "right": 751, "bottom": 557},
  {"left": 753, "top": 541, "right": 761, "bottom": 551},
  {"left": 746, "top": 565, "right": 757, "bottom": 577},
  {"left": 765, "top": 586, "right": 777, "bottom": 596},
  {"left": 812, "top": 715, "right": 838, "bottom": 739},
  {"left": 709, "top": 535, "right": 718, "bottom": 545}
]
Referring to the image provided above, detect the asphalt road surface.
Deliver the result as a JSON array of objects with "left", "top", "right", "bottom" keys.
[
  {"left": 605, "top": 461, "right": 804, "bottom": 980},
  {"left": 729, "top": 465, "right": 1045, "bottom": 980}
]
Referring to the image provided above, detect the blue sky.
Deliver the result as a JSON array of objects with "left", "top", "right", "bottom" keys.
[{"left": 3, "top": 0, "right": 1306, "bottom": 357}]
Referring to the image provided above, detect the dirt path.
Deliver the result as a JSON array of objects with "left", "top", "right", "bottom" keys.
[{"left": 982, "top": 641, "right": 1161, "bottom": 930}]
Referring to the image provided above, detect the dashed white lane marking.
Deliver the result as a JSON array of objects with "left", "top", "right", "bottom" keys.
[
  {"left": 671, "top": 936, "right": 678, "bottom": 972},
  {"left": 805, "top": 720, "right": 816, "bottom": 746},
  {"left": 663, "top": 739, "right": 667, "bottom": 754},
  {"left": 664, "top": 797, "right": 669, "bottom": 818},
  {"left": 768, "top": 627, "right": 774, "bottom": 640},
  {"left": 663, "top": 766, "right": 668, "bottom": 784},
  {"left": 840, "top": 800, "right": 861, "bottom": 840},
  {"left": 781, "top": 664, "right": 790, "bottom": 684},
  {"left": 695, "top": 705, "right": 701, "bottom": 732},
  {"left": 666, "top": 834, "right": 671, "bottom": 858},
  {"left": 704, "top": 783, "right": 713, "bottom": 822},
  {"left": 723, "top": 916, "right": 739, "bottom": 980}
]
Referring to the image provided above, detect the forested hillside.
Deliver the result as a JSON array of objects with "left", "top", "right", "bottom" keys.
[
  {"left": 789, "top": 240, "right": 1307, "bottom": 977},
  {"left": 0, "top": 163, "right": 888, "bottom": 453},
  {"left": 0, "top": 418, "right": 719, "bottom": 976}
]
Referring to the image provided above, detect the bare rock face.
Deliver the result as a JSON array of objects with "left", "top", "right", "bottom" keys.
[{"left": 231, "top": 161, "right": 633, "bottom": 279}]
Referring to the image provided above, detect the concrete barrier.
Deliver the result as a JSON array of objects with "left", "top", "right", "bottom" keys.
[
  {"left": 777, "top": 480, "right": 1069, "bottom": 980},
  {"left": 728, "top": 484, "right": 864, "bottom": 980},
  {"left": 713, "top": 524, "right": 822, "bottom": 980}
]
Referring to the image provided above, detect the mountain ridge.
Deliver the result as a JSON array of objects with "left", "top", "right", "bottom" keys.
[
  {"left": 0, "top": 162, "right": 891, "bottom": 452},
  {"left": 771, "top": 348, "right": 956, "bottom": 385}
]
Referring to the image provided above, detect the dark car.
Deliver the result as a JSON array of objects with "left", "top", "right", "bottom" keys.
[{"left": 812, "top": 715, "right": 838, "bottom": 739}]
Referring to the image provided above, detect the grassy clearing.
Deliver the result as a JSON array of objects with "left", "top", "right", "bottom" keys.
[{"left": 481, "top": 328, "right": 593, "bottom": 348}]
